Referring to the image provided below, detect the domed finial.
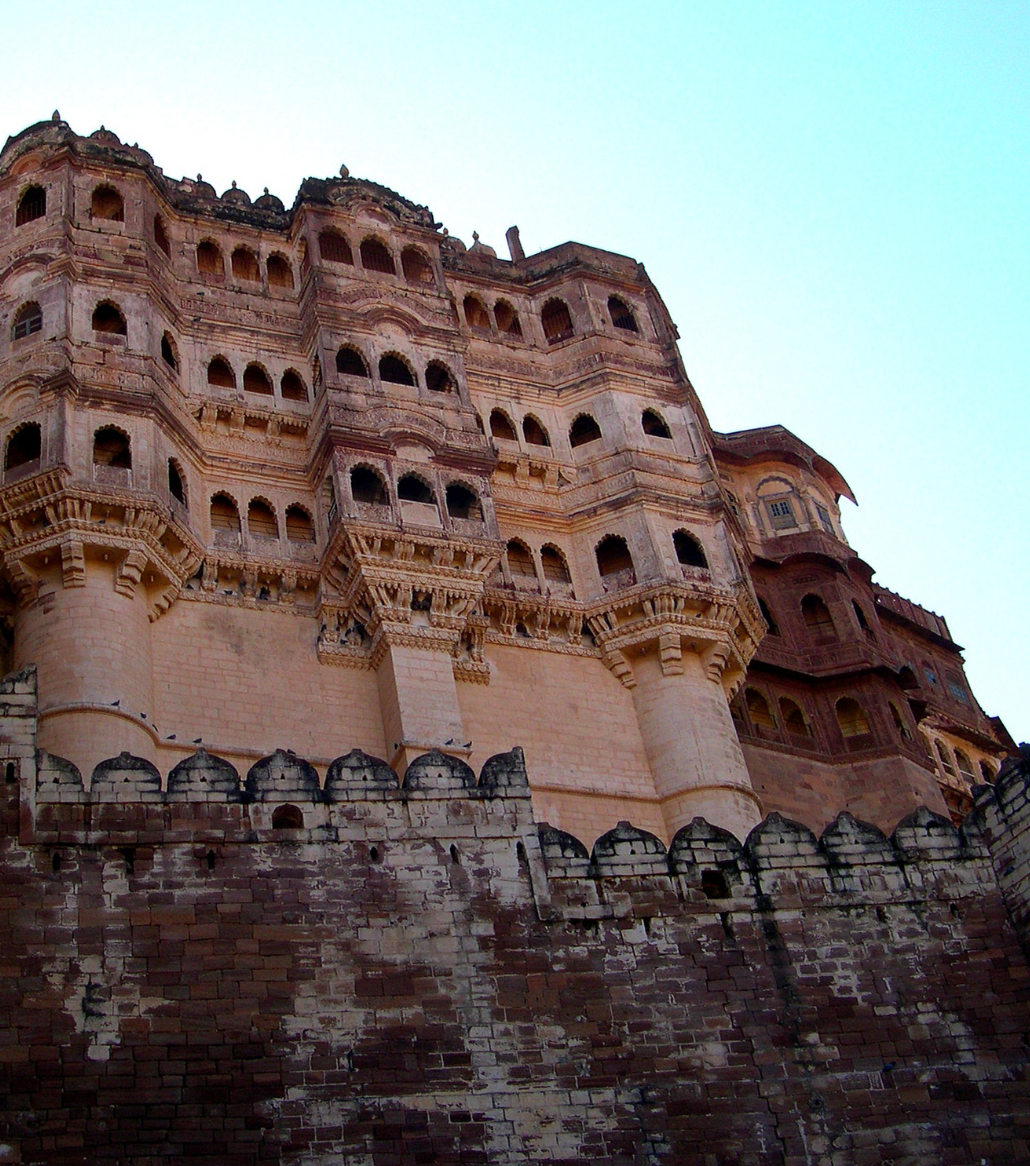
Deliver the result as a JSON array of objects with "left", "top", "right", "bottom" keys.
[
  {"left": 263, "top": 187, "right": 269, "bottom": 195},
  {"left": 99, "top": 125, "right": 105, "bottom": 131},
  {"left": 442, "top": 228, "right": 449, "bottom": 237},
  {"left": 472, "top": 231, "right": 480, "bottom": 243},
  {"left": 231, "top": 179, "right": 237, "bottom": 188},
  {"left": 339, "top": 164, "right": 350, "bottom": 179},
  {"left": 52, "top": 110, "right": 61, "bottom": 122},
  {"left": 197, "top": 173, "right": 202, "bottom": 181}
]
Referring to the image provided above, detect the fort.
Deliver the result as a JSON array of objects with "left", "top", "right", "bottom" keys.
[{"left": 0, "top": 115, "right": 1024, "bottom": 1163}]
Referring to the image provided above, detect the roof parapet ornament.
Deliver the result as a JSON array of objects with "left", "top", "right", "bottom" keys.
[
  {"left": 339, "top": 164, "right": 350, "bottom": 178},
  {"left": 52, "top": 110, "right": 61, "bottom": 122}
]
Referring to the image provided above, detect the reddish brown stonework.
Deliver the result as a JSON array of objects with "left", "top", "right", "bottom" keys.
[{"left": 1, "top": 672, "right": 1029, "bottom": 1165}]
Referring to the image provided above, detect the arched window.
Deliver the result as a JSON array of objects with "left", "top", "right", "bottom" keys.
[
  {"left": 360, "top": 237, "right": 395, "bottom": 274},
  {"left": 90, "top": 185, "right": 124, "bottom": 222},
  {"left": 285, "top": 505, "right": 315, "bottom": 543},
  {"left": 758, "top": 597, "right": 779, "bottom": 636},
  {"left": 5, "top": 424, "right": 41, "bottom": 473},
  {"left": 93, "top": 427, "right": 131, "bottom": 469},
  {"left": 266, "top": 254, "right": 293, "bottom": 288},
  {"left": 763, "top": 489, "right": 798, "bottom": 530},
  {"left": 272, "top": 804, "right": 304, "bottom": 830},
  {"left": 979, "top": 760, "right": 996, "bottom": 784},
  {"left": 641, "top": 409, "right": 672, "bottom": 439},
  {"left": 446, "top": 483, "right": 481, "bottom": 521},
  {"left": 779, "top": 698, "right": 810, "bottom": 737},
  {"left": 801, "top": 594, "right": 836, "bottom": 639},
  {"left": 746, "top": 689, "right": 776, "bottom": 730},
  {"left": 506, "top": 540, "right": 536, "bottom": 580},
  {"left": 541, "top": 545, "right": 572, "bottom": 587},
  {"left": 379, "top": 354, "right": 415, "bottom": 386},
  {"left": 954, "top": 749, "right": 975, "bottom": 782},
  {"left": 247, "top": 498, "right": 278, "bottom": 540},
  {"left": 495, "top": 300, "right": 523, "bottom": 337},
  {"left": 935, "top": 739, "right": 957, "bottom": 777},
  {"left": 401, "top": 247, "right": 434, "bottom": 284},
  {"left": 836, "top": 698, "right": 871, "bottom": 739},
  {"left": 889, "top": 702, "right": 909, "bottom": 739},
  {"left": 596, "top": 535, "right": 635, "bottom": 589},
  {"left": 852, "top": 600, "right": 873, "bottom": 637},
  {"left": 522, "top": 416, "right": 550, "bottom": 446},
  {"left": 897, "top": 665, "right": 918, "bottom": 689},
  {"left": 336, "top": 347, "right": 369, "bottom": 378},
  {"left": 243, "top": 364, "right": 273, "bottom": 396},
  {"left": 207, "top": 357, "right": 235, "bottom": 389},
  {"left": 92, "top": 302, "right": 126, "bottom": 336},
  {"left": 426, "top": 362, "right": 456, "bottom": 393},
  {"left": 168, "top": 458, "right": 186, "bottom": 505},
  {"left": 489, "top": 409, "right": 517, "bottom": 441},
  {"left": 569, "top": 414, "right": 602, "bottom": 448},
  {"left": 197, "top": 240, "right": 223, "bottom": 276},
  {"left": 608, "top": 296, "right": 638, "bottom": 332},
  {"left": 280, "top": 370, "right": 307, "bottom": 401},
  {"left": 397, "top": 474, "right": 435, "bottom": 504},
  {"left": 464, "top": 295, "right": 491, "bottom": 332},
  {"left": 319, "top": 230, "right": 353, "bottom": 265},
  {"left": 673, "top": 530, "right": 708, "bottom": 569},
  {"left": 16, "top": 186, "right": 46, "bottom": 226},
  {"left": 541, "top": 298, "right": 574, "bottom": 344},
  {"left": 351, "top": 465, "right": 388, "bottom": 506},
  {"left": 161, "top": 333, "right": 178, "bottom": 370},
  {"left": 11, "top": 302, "right": 42, "bottom": 341},
  {"left": 231, "top": 247, "right": 261, "bottom": 282},
  {"left": 312, "top": 356, "right": 323, "bottom": 393},
  {"left": 153, "top": 215, "right": 170, "bottom": 257}
]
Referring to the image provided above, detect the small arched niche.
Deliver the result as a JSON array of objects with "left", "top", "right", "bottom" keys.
[
  {"left": 16, "top": 185, "right": 46, "bottom": 226},
  {"left": 464, "top": 295, "right": 491, "bottom": 332},
  {"left": 319, "top": 229, "right": 353, "bottom": 265},
  {"left": 522, "top": 415, "right": 550, "bottom": 447},
  {"left": 641, "top": 409, "right": 671, "bottom": 439},
  {"left": 801, "top": 594, "right": 836, "bottom": 640},
  {"left": 746, "top": 688, "right": 776, "bottom": 730},
  {"left": 506, "top": 539, "right": 536, "bottom": 582},
  {"left": 608, "top": 295, "right": 638, "bottom": 332},
  {"left": 267, "top": 253, "right": 294, "bottom": 288},
  {"left": 285, "top": 505, "right": 315, "bottom": 543},
  {"left": 93, "top": 427, "right": 132, "bottom": 469},
  {"left": 91, "top": 185, "right": 124, "bottom": 222},
  {"left": 495, "top": 300, "right": 523, "bottom": 337},
  {"left": 379, "top": 354, "right": 415, "bottom": 386},
  {"left": 247, "top": 498, "right": 278, "bottom": 540},
  {"left": 210, "top": 494, "right": 241, "bottom": 540},
  {"left": 779, "top": 697, "right": 810, "bottom": 737},
  {"left": 595, "top": 535, "right": 635, "bottom": 589},
  {"left": 445, "top": 483, "right": 481, "bottom": 522},
  {"left": 5, "top": 423, "right": 41, "bottom": 476},
  {"left": 758, "top": 597, "right": 779, "bottom": 636},
  {"left": 231, "top": 246, "right": 261, "bottom": 282},
  {"left": 351, "top": 465, "right": 388, "bottom": 507},
  {"left": 271, "top": 804, "right": 304, "bottom": 830},
  {"left": 360, "top": 237, "right": 395, "bottom": 275},
  {"left": 489, "top": 409, "right": 517, "bottom": 441},
  {"left": 673, "top": 530, "right": 708, "bottom": 570},
  {"left": 167, "top": 458, "right": 187, "bottom": 505},
  {"left": 92, "top": 301, "right": 126, "bottom": 336},
  {"left": 153, "top": 215, "right": 170, "bottom": 256},
  {"left": 197, "top": 240, "right": 223, "bottom": 276},
  {"left": 161, "top": 332, "right": 178, "bottom": 371},
  {"left": 426, "top": 361, "right": 456, "bottom": 394},
  {"left": 336, "top": 347, "right": 369, "bottom": 378},
  {"left": 243, "top": 364, "right": 273, "bottom": 396},
  {"left": 280, "top": 370, "right": 307, "bottom": 402},
  {"left": 12, "top": 302, "right": 42, "bottom": 341},
  {"left": 541, "top": 298, "right": 574, "bottom": 344},
  {"left": 207, "top": 357, "right": 235, "bottom": 389},
  {"left": 569, "top": 414, "right": 602, "bottom": 448},
  {"left": 540, "top": 545, "right": 572, "bottom": 590},
  {"left": 397, "top": 474, "right": 435, "bottom": 505},
  {"left": 401, "top": 247, "right": 434, "bottom": 284},
  {"left": 836, "top": 697, "right": 871, "bottom": 739}
]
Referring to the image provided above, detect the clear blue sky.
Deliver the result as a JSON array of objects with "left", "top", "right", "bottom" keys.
[{"left": 4, "top": 1, "right": 1027, "bottom": 740}]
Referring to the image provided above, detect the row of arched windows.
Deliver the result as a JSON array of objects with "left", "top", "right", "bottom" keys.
[
  {"left": 741, "top": 688, "right": 878, "bottom": 743},
  {"left": 210, "top": 494, "right": 315, "bottom": 545},
  {"left": 503, "top": 540, "right": 573, "bottom": 591},
  {"left": 334, "top": 347, "right": 456, "bottom": 393},
  {"left": 463, "top": 294, "right": 637, "bottom": 345},
  {"left": 929, "top": 736, "right": 996, "bottom": 785},
  {"left": 196, "top": 239, "right": 294, "bottom": 288},
  {"left": 318, "top": 230, "right": 434, "bottom": 285},
  {"left": 487, "top": 407, "right": 671, "bottom": 449},
  {"left": 758, "top": 592, "right": 875, "bottom": 644},
  {"left": 205, "top": 357, "right": 308, "bottom": 401},
  {"left": 347, "top": 465, "right": 483, "bottom": 523}
]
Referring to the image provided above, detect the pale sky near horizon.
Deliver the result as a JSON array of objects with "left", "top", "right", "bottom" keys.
[{"left": 3, "top": 1, "right": 1027, "bottom": 740}]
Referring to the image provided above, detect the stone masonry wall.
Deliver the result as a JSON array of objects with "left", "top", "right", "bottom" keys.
[{"left": 1, "top": 669, "right": 1029, "bottom": 1165}]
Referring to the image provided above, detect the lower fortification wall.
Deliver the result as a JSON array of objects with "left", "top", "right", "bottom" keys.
[{"left": 1, "top": 668, "right": 1029, "bottom": 1165}]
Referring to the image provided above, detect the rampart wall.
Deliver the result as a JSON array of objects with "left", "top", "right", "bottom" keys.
[{"left": 1, "top": 667, "right": 1029, "bottom": 1165}]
